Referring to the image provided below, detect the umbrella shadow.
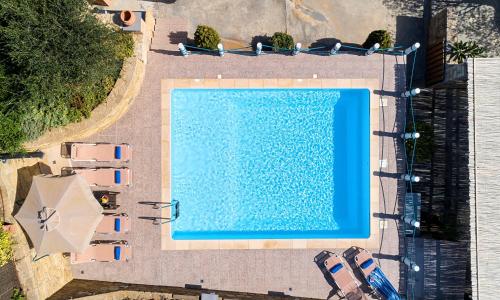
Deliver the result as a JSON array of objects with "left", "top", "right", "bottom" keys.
[
  {"left": 13, "top": 162, "right": 53, "bottom": 249},
  {"left": 14, "top": 162, "right": 53, "bottom": 215}
]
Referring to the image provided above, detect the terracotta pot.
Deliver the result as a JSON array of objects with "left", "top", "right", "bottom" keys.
[
  {"left": 2, "top": 222, "right": 15, "bottom": 233},
  {"left": 120, "top": 10, "right": 136, "bottom": 27}
]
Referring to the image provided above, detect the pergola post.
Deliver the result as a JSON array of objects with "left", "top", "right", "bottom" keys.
[
  {"left": 402, "top": 174, "right": 420, "bottom": 183},
  {"left": 404, "top": 42, "right": 421, "bottom": 55},
  {"left": 256, "top": 42, "right": 262, "bottom": 56},
  {"left": 401, "top": 88, "right": 421, "bottom": 98},
  {"left": 365, "top": 43, "right": 380, "bottom": 56},
  {"left": 401, "top": 256, "right": 420, "bottom": 272},
  {"left": 329, "top": 43, "right": 341, "bottom": 55},
  {"left": 217, "top": 43, "right": 224, "bottom": 57},
  {"left": 402, "top": 215, "right": 420, "bottom": 228},
  {"left": 178, "top": 43, "right": 188, "bottom": 57},
  {"left": 401, "top": 132, "right": 420, "bottom": 139},
  {"left": 293, "top": 43, "right": 302, "bottom": 56}
]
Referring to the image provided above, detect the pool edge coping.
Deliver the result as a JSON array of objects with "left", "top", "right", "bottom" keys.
[{"left": 160, "top": 78, "right": 380, "bottom": 251}]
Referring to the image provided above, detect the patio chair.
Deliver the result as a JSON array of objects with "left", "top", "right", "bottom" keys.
[
  {"left": 63, "top": 142, "right": 131, "bottom": 162},
  {"left": 354, "top": 249, "right": 401, "bottom": 300},
  {"left": 66, "top": 168, "right": 131, "bottom": 187},
  {"left": 95, "top": 213, "right": 130, "bottom": 234},
  {"left": 70, "top": 241, "right": 131, "bottom": 264},
  {"left": 324, "top": 253, "right": 365, "bottom": 300}
]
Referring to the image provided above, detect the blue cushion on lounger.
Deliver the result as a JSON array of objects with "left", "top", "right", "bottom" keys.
[
  {"left": 329, "top": 263, "right": 343, "bottom": 274},
  {"left": 114, "top": 218, "right": 121, "bottom": 232},
  {"left": 114, "top": 146, "right": 122, "bottom": 159},
  {"left": 114, "top": 170, "right": 121, "bottom": 184},
  {"left": 114, "top": 246, "right": 121, "bottom": 260},
  {"left": 361, "top": 258, "right": 374, "bottom": 269}
]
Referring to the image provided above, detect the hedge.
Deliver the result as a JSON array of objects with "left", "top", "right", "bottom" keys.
[{"left": 0, "top": 0, "right": 134, "bottom": 153}]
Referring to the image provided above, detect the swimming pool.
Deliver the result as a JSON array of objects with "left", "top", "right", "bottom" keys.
[{"left": 170, "top": 88, "right": 370, "bottom": 240}]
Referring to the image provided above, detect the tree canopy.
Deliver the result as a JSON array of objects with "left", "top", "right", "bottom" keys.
[{"left": 0, "top": 0, "right": 133, "bottom": 153}]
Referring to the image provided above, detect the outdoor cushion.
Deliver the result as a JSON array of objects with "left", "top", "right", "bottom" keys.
[
  {"left": 114, "top": 146, "right": 122, "bottom": 159},
  {"left": 330, "top": 263, "right": 343, "bottom": 274},
  {"left": 361, "top": 258, "right": 374, "bottom": 269},
  {"left": 114, "top": 218, "right": 121, "bottom": 232},
  {"left": 114, "top": 246, "right": 121, "bottom": 260},
  {"left": 114, "top": 170, "right": 121, "bottom": 184}
]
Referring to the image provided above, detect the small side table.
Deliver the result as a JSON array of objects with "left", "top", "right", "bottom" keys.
[{"left": 93, "top": 191, "right": 120, "bottom": 210}]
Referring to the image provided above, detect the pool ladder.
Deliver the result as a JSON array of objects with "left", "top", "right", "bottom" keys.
[{"left": 138, "top": 200, "right": 179, "bottom": 225}]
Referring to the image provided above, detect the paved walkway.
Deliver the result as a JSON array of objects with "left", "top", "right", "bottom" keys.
[
  {"left": 71, "top": 17, "right": 406, "bottom": 299},
  {"left": 142, "top": 0, "right": 396, "bottom": 46}
]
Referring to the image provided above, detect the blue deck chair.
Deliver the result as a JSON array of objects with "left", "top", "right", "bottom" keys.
[{"left": 367, "top": 267, "right": 401, "bottom": 300}]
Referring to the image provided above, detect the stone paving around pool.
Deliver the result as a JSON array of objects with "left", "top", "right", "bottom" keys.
[{"left": 70, "top": 17, "right": 406, "bottom": 299}]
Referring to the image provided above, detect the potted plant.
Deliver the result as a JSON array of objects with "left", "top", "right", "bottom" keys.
[
  {"left": 271, "top": 32, "right": 294, "bottom": 52},
  {"left": 362, "top": 30, "right": 393, "bottom": 49},
  {"left": 120, "top": 10, "right": 136, "bottom": 27},
  {"left": 194, "top": 25, "right": 221, "bottom": 50},
  {"left": 447, "top": 40, "right": 485, "bottom": 63}
]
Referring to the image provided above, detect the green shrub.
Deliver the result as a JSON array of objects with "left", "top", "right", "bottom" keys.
[
  {"left": 362, "top": 30, "right": 393, "bottom": 49},
  {"left": 0, "top": 0, "right": 134, "bottom": 152},
  {"left": 0, "top": 228, "right": 13, "bottom": 267},
  {"left": 114, "top": 31, "right": 135, "bottom": 59},
  {"left": 0, "top": 113, "right": 25, "bottom": 154},
  {"left": 271, "top": 32, "right": 294, "bottom": 52},
  {"left": 194, "top": 25, "right": 220, "bottom": 50},
  {"left": 11, "top": 288, "right": 25, "bottom": 300},
  {"left": 448, "top": 40, "right": 485, "bottom": 63}
]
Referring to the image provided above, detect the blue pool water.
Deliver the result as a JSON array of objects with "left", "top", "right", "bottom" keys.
[{"left": 170, "top": 88, "right": 370, "bottom": 240}]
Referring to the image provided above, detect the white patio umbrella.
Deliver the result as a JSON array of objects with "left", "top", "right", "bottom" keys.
[{"left": 14, "top": 174, "right": 103, "bottom": 256}]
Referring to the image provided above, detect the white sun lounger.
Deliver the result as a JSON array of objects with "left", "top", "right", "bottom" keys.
[{"left": 66, "top": 143, "right": 131, "bottom": 162}]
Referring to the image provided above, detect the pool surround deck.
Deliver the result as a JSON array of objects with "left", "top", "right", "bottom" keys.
[
  {"left": 160, "top": 78, "right": 380, "bottom": 251},
  {"left": 70, "top": 16, "right": 404, "bottom": 299}
]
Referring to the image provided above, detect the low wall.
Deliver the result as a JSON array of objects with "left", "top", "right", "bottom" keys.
[{"left": 48, "top": 279, "right": 319, "bottom": 300}]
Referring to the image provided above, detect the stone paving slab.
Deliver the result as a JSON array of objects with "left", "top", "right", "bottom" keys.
[{"left": 71, "top": 18, "right": 405, "bottom": 300}]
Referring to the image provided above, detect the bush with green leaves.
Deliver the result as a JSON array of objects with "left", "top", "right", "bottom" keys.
[
  {"left": 11, "top": 288, "right": 25, "bottom": 300},
  {"left": 362, "top": 30, "right": 393, "bottom": 49},
  {"left": 271, "top": 32, "right": 294, "bottom": 52},
  {"left": 0, "top": 0, "right": 134, "bottom": 154},
  {"left": 0, "top": 228, "right": 13, "bottom": 267},
  {"left": 194, "top": 25, "right": 220, "bottom": 50},
  {"left": 448, "top": 40, "right": 485, "bottom": 63}
]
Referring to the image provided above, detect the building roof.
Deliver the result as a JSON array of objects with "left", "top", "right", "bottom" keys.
[{"left": 468, "top": 58, "right": 500, "bottom": 300}]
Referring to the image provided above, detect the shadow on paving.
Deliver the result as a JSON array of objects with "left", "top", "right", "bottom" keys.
[
  {"left": 0, "top": 262, "right": 21, "bottom": 300},
  {"left": 13, "top": 162, "right": 53, "bottom": 248}
]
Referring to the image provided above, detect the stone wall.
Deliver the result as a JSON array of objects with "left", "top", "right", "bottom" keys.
[
  {"left": 0, "top": 154, "right": 74, "bottom": 300},
  {"left": 0, "top": 262, "right": 20, "bottom": 300},
  {"left": 48, "top": 280, "right": 319, "bottom": 300}
]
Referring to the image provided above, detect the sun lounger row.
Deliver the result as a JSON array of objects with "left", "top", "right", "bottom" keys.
[
  {"left": 71, "top": 241, "right": 131, "bottom": 264},
  {"left": 71, "top": 215, "right": 131, "bottom": 264},
  {"left": 62, "top": 167, "right": 132, "bottom": 187},
  {"left": 62, "top": 142, "right": 131, "bottom": 162},
  {"left": 324, "top": 249, "right": 400, "bottom": 300}
]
